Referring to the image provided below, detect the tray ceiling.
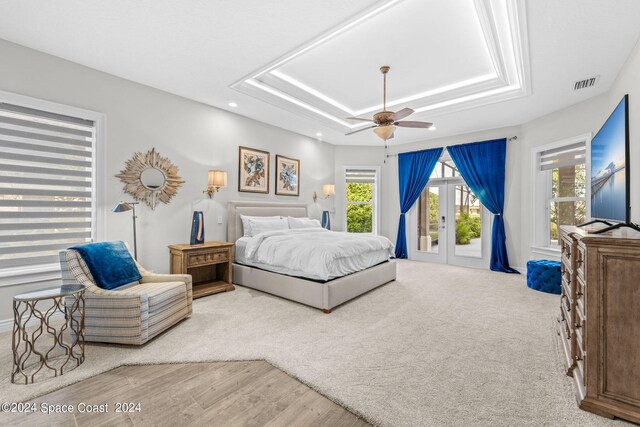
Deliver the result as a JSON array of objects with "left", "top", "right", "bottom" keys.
[{"left": 232, "top": 0, "right": 530, "bottom": 133}]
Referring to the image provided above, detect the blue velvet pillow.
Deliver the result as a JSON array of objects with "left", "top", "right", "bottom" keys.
[{"left": 70, "top": 241, "right": 142, "bottom": 290}]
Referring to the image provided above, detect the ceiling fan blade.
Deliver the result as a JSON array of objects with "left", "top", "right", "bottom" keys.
[
  {"left": 346, "top": 117, "right": 374, "bottom": 122},
  {"left": 391, "top": 107, "right": 414, "bottom": 121},
  {"left": 394, "top": 121, "right": 433, "bottom": 128},
  {"left": 345, "top": 125, "right": 377, "bottom": 136}
]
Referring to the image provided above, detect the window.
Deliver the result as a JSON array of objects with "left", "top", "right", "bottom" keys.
[
  {"left": 0, "top": 100, "right": 98, "bottom": 276},
  {"left": 344, "top": 167, "right": 379, "bottom": 234},
  {"left": 532, "top": 136, "right": 587, "bottom": 250},
  {"left": 429, "top": 159, "right": 459, "bottom": 179}
]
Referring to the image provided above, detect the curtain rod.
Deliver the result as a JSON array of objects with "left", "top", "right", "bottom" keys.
[{"left": 384, "top": 136, "right": 518, "bottom": 158}]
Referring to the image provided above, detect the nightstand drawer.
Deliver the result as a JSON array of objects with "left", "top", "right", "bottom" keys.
[
  {"left": 211, "top": 251, "right": 229, "bottom": 263},
  {"left": 187, "top": 250, "right": 229, "bottom": 266}
]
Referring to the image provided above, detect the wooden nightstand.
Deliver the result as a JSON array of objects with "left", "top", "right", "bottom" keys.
[{"left": 168, "top": 241, "right": 234, "bottom": 299}]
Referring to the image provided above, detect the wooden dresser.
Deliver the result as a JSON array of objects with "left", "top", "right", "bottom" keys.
[
  {"left": 168, "top": 241, "right": 234, "bottom": 299},
  {"left": 559, "top": 225, "right": 640, "bottom": 423}
]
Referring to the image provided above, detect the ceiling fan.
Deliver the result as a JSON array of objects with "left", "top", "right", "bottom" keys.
[{"left": 345, "top": 66, "right": 433, "bottom": 141}]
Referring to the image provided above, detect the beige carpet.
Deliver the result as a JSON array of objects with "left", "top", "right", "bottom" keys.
[{"left": 0, "top": 260, "right": 629, "bottom": 426}]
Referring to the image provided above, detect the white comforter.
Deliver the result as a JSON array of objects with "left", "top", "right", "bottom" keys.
[{"left": 244, "top": 228, "right": 394, "bottom": 281}]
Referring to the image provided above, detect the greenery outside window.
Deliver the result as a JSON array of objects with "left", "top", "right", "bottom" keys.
[
  {"left": 532, "top": 136, "right": 587, "bottom": 251},
  {"left": 345, "top": 167, "right": 379, "bottom": 234},
  {"left": 549, "top": 163, "right": 586, "bottom": 244}
]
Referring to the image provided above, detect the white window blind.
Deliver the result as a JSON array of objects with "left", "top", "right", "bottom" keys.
[
  {"left": 0, "top": 102, "right": 95, "bottom": 270},
  {"left": 345, "top": 169, "right": 376, "bottom": 183},
  {"left": 345, "top": 167, "right": 379, "bottom": 234},
  {"left": 539, "top": 141, "right": 585, "bottom": 170}
]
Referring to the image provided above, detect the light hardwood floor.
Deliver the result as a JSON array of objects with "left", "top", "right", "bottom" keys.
[{"left": 2, "top": 361, "right": 370, "bottom": 427}]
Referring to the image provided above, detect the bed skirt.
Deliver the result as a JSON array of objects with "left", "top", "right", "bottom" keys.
[{"left": 232, "top": 260, "right": 396, "bottom": 311}]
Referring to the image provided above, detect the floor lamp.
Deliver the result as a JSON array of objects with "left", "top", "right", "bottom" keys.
[{"left": 112, "top": 201, "right": 139, "bottom": 259}]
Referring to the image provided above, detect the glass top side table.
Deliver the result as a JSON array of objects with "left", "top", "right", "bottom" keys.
[{"left": 12, "top": 284, "right": 85, "bottom": 384}]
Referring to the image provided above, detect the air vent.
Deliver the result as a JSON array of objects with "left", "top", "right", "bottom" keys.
[{"left": 574, "top": 76, "right": 599, "bottom": 90}]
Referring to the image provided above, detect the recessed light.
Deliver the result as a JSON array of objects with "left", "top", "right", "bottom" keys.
[
  {"left": 316, "top": 132, "right": 323, "bottom": 137},
  {"left": 228, "top": 102, "right": 238, "bottom": 108},
  {"left": 429, "top": 125, "right": 436, "bottom": 131}
]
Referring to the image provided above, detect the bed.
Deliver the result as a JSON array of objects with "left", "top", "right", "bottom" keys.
[{"left": 228, "top": 201, "right": 396, "bottom": 313}]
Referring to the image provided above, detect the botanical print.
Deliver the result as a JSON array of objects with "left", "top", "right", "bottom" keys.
[
  {"left": 275, "top": 155, "right": 300, "bottom": 196},
  {"left": 238, "top": 146, "right": 269, "bottom": 193},
  {"left": 280, "top": 163, "right": 296, "bottom": 191}
]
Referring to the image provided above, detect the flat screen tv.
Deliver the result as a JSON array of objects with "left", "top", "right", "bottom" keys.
[{"left": 589, "top": 94, "right": 630, "bottom": 226}]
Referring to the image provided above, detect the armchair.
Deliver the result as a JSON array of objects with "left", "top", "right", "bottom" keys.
[{"left": 59, "top": 248, "right": 192, "bottom": 345}]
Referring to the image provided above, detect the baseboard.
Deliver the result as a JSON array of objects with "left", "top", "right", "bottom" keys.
[{"left": 0, "top": 311, "right": 66, "bottom": 333}]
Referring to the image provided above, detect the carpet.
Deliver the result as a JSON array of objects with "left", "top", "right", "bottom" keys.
[{"left": 0, "top": 260, "right": 628, "bottom": 426}]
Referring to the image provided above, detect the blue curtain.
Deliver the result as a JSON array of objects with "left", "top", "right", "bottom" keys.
[
  {"left": 395, "top": 147, "right": 444, "bottom": 258},
  {"left": 446, "top": 138, "right": 518, "bottom": 273}
]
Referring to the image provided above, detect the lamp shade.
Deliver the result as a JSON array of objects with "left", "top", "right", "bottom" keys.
[
  {"left": 322, "top": 184, "right": 335, "bottom": 197},
  {"left": 208, "top": 170, "right": 227, "bottom": 188},
  {"left": 373, "top": 125, "right": 396, "bottom": 141},
  {"left": 112, "top": 201, "right": 133, "bottom": 213}
]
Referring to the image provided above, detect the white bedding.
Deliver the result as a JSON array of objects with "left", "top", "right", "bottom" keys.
[{"left": 235, "top": 228, "right": 394, "bottom": 281}]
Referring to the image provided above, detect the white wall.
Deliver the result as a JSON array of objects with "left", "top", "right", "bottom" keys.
[
  {"left": 519, "top": 38, "right": 640, "bottom": 264},
  {"left": 0, "top": 39, "right": 335, "bottom": 323}
]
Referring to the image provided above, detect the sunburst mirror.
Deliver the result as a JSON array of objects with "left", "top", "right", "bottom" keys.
[{"left": 116, "top": 148, "right": 184, "bottom": 209}]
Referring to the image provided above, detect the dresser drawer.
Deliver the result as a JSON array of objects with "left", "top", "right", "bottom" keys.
[
  {"left": 561, "top": 293, "right": 571, "bottom": 315},
  {"left": 561, "top": 298, "right": 571, "bottom": 338},
  {"left": 561, "top": 236, "right": 573, "bottom": 263},
  {"left": 558, "top": 309, "right": 571, "bottom": 340},
  {"left": 575, "top": 299, "right": 586, "bottom": 327},
  {"left": 561, "top": 257, "right": 572, "bottom": 277},
  {"left": 561, "top": 277, "right": 572, "bottom": 300},
  {"left": 575, "top": 243, "right": 586, "bottom": 281},
  {"left": 575, "top": 356, "right": 585, "bottom": 386},
  {"left": 575, "top": 274, "right": 586, "bottom": 309},
  {"left": 575, "top": 327, "right": 585, "bottom": 363},
  {"left": 187, "top": 250, "right": 229, "bottom": 267}
]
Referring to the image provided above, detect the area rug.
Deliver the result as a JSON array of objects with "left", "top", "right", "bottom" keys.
[{"left": 0, "top": 260, "right": 626, "bottom": 426}]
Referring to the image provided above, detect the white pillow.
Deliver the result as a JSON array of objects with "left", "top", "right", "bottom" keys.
[
  {"left": 248, "top": 217, "right": 289, "bottom": 236},
  {"left": 288, "top": 216, "right": 322, "bottom": 229},
  {"left": 240, "top": 215, "right": 282, "bottom": 237}
]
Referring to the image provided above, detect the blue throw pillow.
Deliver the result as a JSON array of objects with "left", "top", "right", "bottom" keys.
[{"left": 70, "top": 241, "right": 142, "bottom": 290}]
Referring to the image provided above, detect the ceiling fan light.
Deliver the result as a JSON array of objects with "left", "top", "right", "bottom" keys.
[{"left": 374, "top": 125, "right": 395, "bottom": 141}]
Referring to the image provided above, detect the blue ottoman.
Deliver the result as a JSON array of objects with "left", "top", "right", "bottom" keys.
[{"left": 526, "top": 260, "right": 561, "bottom": 294}]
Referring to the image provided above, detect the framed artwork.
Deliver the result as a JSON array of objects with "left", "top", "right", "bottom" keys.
[
  {"left": 275, "top": 155, "right": 300, "bottom": 196},
  {"left": 238, "top": 146, "right": 270, "bottom": 194}
]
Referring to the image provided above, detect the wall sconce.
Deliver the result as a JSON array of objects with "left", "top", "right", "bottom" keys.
[
  {"left": 313, "top": 184, "right": 335, "bottom": 202},
  {"left": 205, "top": 170, "right": 227, "bottom": 198}
]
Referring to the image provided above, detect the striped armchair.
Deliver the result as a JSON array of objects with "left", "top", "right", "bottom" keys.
[{"left": 59, "top": 248, "right": 193, "bottom": 345}]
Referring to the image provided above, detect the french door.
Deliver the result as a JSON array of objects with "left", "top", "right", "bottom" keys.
[{"left": 407, "top": 179, "right": 491, "bottom": 268}]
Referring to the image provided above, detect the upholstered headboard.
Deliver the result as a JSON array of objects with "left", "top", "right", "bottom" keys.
[{"left": 227, "top": 201, "right": 308, "bottom": 243}]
